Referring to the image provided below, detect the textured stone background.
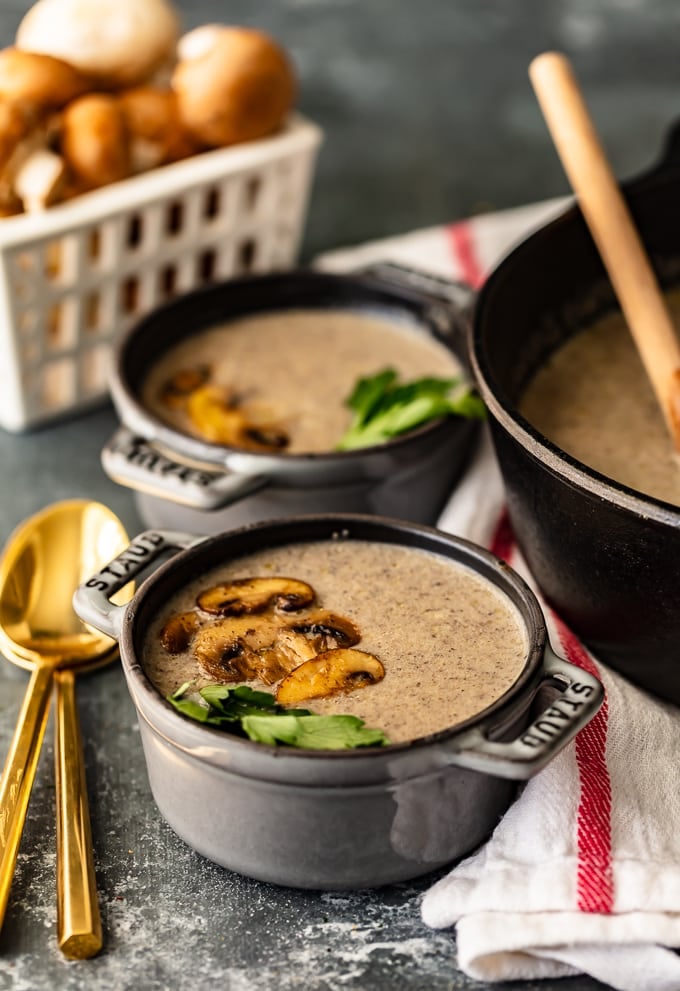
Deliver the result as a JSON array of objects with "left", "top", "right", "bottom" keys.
[{"left": 0, "top": 1, "right": 676, "bottom": 988}]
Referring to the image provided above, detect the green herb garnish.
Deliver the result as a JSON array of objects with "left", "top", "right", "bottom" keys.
[
  {"left": 336, "top": 367, "right": 486, "bottom": 451},
  {"left": 241, "top": 713, "right": 389, "bottom": 749},
  {"left": 167, "top": 683, "right": 390, "bottom": 749}
]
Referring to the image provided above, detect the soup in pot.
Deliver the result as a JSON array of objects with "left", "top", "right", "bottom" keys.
[
  {"left": 519, "top": 291, "right": 680, "bottom": 506},
  {"left": 142, "top": 538, "right": 529, "bottom": 744}
]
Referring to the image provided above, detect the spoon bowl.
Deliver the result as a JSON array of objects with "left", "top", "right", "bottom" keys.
[
  {"left": 0, "top": 501, "right": 128, "bottom": 666},
  {"left": 0, "top": 500, "right": 130, "bottom": 957}
]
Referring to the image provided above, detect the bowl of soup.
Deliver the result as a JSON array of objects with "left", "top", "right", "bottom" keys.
[
  {"left": 468, "top": 127, "right": 680, "bottom": 704},
  {"left": 73, "top": 513, "right": 603, "bottom": 889},
  {"left": 102, "top": 264, "right": 481, "bottom": 533}
]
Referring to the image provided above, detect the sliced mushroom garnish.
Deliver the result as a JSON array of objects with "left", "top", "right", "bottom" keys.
[
  {"left": 159, "top": 610, "right": 202, "bottom": 654},
  {"left": 276, "top": 648, "right": 385, "bottom": 705},
  {"left": 197, "top": 577, "right": 315, "bottom": 616},
  {"left": 186, "top": 384, "right": 289, "bottom": 452},
  {"left": 287, "top": 610, "right": 361, "bottom": 651},
  {"left": 252, "top": 645, "right": 299, "bottom": 686},
  {"left": 186, "top": 384, "right": 244, "bottom": 443},
  {"left": 193, "top": 615, "right": 280, "bottom": 680},
  {"left": 273, "top": 629, "right": 319, "bottom": 666},
  {"left": 159, "top": 366, "right": 211, "bottom": 408},
  {"left": 243, "top": 424, "right": 289, "bottom": 451},
  {"left": 239, "top": 402, "right": 289, "bottom": 450}
]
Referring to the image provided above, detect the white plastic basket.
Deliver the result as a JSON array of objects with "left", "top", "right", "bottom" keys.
[{"left": 0, "top": 114, "right": 322, "bottom": 432}]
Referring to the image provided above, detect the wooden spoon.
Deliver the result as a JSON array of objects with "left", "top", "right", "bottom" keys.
[{"left": 529, "top": 51, "right": 680, "bottom": 452}]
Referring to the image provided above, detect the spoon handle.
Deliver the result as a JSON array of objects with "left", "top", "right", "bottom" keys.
[
  {"left": 529, "top": 51, "right": 680, "bottom": 451},
  {"left": 0, "top": 664, "right": 53, "bottom": 927},
  {"left": 54, "top": 669, "right": 102, "bottom": 960}
]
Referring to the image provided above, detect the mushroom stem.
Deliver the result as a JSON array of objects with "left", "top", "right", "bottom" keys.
[{"left": 13, "top": 147, "right": 66, "bottom": 211}]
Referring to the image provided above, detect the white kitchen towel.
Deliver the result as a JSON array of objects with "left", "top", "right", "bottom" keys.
[{"left": 318, "top": 203, "right": 680, "bottom": 991}]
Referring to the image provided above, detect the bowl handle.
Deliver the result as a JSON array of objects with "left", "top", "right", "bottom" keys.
[
  {"left": 442, "top": 645, "right": 604, "bottom": 780},
  {"left": 72, "top": 529, "right": 206, "bottom": 640},
  {"left": 102, "top": 427, "right": 270, "bottom": 510},
  {"left": 353, "top": 260, "right": 477, "bottom": 308}
]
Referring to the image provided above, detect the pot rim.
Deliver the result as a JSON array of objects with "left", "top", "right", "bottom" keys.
[
  {"left": 471, "top": 203, "right": 680, "bottom": 529},
  {"left": 110, "top": 269, "right": 465, "bottom": 472},
  {"left": 119, "top": 512, "right": 548, "bottom": 765}
]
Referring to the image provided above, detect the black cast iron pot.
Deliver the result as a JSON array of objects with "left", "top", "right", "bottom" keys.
[{"left": 468, "top": 125, "right": 680, "bottom": 705}]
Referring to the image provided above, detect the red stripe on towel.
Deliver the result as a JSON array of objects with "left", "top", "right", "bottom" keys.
[
  {"left": 489, "top": 508, "right": 515, "bottom": 564},
  {"left": 487, "top": 509, "right": 614, "bottom": 914},
  {"left": 446, "top": 220, "right": 486, "bottom": 288},
  {"left": 553, "top": 617, "right": 614, "bottom": 914}
]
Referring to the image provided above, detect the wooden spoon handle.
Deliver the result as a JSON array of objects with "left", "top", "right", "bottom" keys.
[
  {"left": 54, "top": 669, "right": 102, "bottom": 959},
  {"left": 529, "top": 51, "right": 680, "bottom": 451},
  {"left": 0, "top": 665, "right": 53, "bottom": 928}
]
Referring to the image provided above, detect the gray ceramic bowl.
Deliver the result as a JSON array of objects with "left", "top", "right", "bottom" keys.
[
  {"left": 73, "top": 514, "right": 603, "bottom": 890},
  {"left": 101, "top": 264, "right": 479, "bottom": 534}
]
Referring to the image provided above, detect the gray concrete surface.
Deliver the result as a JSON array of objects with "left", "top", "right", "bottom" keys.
[{"left": 0, "top": 0, "right": 675, "bottom": 987}]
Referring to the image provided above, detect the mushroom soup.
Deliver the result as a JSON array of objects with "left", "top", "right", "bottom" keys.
[
  {"left": 519, "top": 292, "right": 680, "bottom": 506},
  {"left": 143, "top": 538, "right": 529, "bottom": 744},
  {"left": 141, "top": 308, "right": 461, "bottom": 454}
]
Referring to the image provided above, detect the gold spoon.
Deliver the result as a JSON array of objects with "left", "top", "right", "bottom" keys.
[{"left": 0, "top": 500, "right": 130, "bottom": 958}]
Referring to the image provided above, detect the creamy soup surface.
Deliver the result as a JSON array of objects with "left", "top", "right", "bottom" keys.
[
  {"left": 142, "top": 539, "right": 529, "bottom": 744},
  {"left": 141, "top": 308, "right": 461, "bottom": 454},
  {"left": 519, "top": 292, "right": 680, "bottom": 506}
]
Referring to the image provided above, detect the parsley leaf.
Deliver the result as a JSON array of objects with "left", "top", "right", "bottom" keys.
[
  {"left": 241, "top": 714, "right": 390, "bottom": 749},
  {"left": 337, "top": 367, "right": 486, "bottom": 451},
  {"left": 200, "top": 684, "right": 278, "bottom": 717},
  {"left": 166, "top": 683, "right": 389, "bottom": 749}
]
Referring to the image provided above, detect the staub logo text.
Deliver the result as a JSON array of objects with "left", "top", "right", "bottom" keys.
[
  {"left": 520, "top": 681, "right": 595, "bottom": 748},
  {"left": 85, "top": 532, "right": 165, "bottom": 592},
  {"left": 119, "top": 436, "right": 214, "bottom": 487}
]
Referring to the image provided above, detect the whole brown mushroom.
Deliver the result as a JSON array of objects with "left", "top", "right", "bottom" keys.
[
  {"left": 171, "top": 25, "right": 296, "bottom": 148},
  {"left": 119, "top": 86, "right": 199, "bottom": 172},
  {"left": 0, "top": 48, "right": 89, "bottom": 111},
  {"left": 61, "top": 93, "right": 130, "bottom": 189},
  {"left": 16, "top": 0, "right": 180, "bottom": 90},
  {"left": 0, "top": 100, "right": 33, "bottom": 173},
  {"left": 0, "top": 100, "right": 65, "bottom": 213}
]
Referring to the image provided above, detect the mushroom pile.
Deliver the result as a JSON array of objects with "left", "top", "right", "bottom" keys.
[
  {"left": 159, "top": 365, "right": 290, "bottom": 452},
  {"left": 159, "top": 576, "right": 386, "bottom": 706},
  {"left": 0, "top": 0, "right": 296, "bottom": 215}
]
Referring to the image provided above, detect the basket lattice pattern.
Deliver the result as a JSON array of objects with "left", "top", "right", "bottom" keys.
[{"left": 0, "top": 116, "right": 321, "bottom": 431}]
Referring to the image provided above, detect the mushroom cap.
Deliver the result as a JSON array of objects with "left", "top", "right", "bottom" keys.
[
  {"left": 276, "top": 649, "right": 385, "bottom": 705},
  {"left": 0, "top": 48, "right": 89, "bottom": 109},
  {"left": 16, "top": 0, "right": 181, "bottom": 89},
  {"left": 288, "top": 610, "right": 361, "bottom": 649},
  {"left": 185, "top": 383, "right": 289, "bottom": 452},
  {"left": 119, "top": 86, "right": 178, "bottom": 143},
  {"left": 0, "top": 99, "right": 33, "bottom": 172},
  {"left": 61, "top": 93, "right": 130, "bottom": 189},
  {"left": 171, "top": 25, "right": 296, "bottom": 147},
  {"left": 193, "top": 616, "right": 283, "bottom": 682},
  {"left": 196, "top": 577, "right": 316, "bottom": 616},
  {"left": 0, "top": 197, "right": 21, "bottom": 217},
  {"left": 119, "top": 85, "right": 199, "bottom": 170},
  {"left": 158, "top": 365, "right": 212, "bottom": 408},
  {"left": 159, "top": 610, "right": 201, "bottom": 654}
]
